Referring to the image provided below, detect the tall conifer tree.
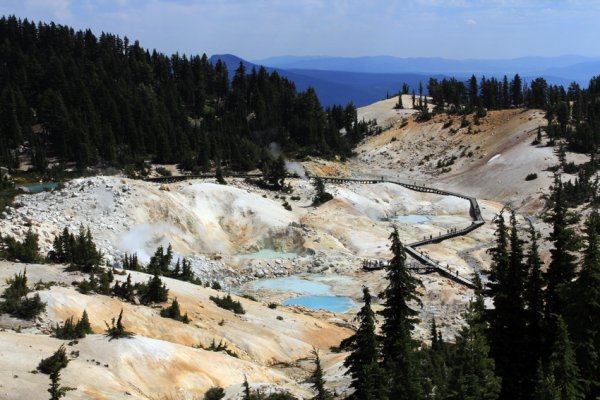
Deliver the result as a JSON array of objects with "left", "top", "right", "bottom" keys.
[
  {"left": 379, "top": 227, "right": 423, "bottom": 400},
  {"left": 343, "top": 287, "right": 387, "bottom": 400},
  {"left": 545, "top": 175, "right": 579, "bottom": 337},
  {"left": 565, "top": 210, "right": 600, "bottom": 399},
  {"left": 525, "top": 223, "right": 546, "bottom": 389}
]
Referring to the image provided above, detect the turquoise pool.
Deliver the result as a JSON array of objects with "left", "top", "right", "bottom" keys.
[
  {"left": 17, "top": 182, "right": 60, "bottom": 194},
  {"left": 244, "top": 274, "right": 357, "bottom": 313},
  {"left": 283, "top": 295, "right": 355, "bottom": 313}
]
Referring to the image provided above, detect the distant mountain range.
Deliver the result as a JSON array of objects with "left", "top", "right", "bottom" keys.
[
  {"left": 209, "top": 54, "right": 440, "bottom": 107},
  {"left": 210, "top": 54, "right": 600, "bottom": 107}
]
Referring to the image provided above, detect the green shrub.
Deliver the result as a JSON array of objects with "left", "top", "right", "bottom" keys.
[
  {"left": 48, "top": 226, "right": 103, "bottom": 272},
  {"left": 38, "top": 345, "right": 69, "bottom": 374},
  {"left": 53, "top": 310, "right": 93, "bottom": 339},
  {"left": 0, "top": 228, "right": 42, "bottom": 263},
  {"left": 160, "top": 298, "right": 190, "bottom": 323},
  {"left": 137, "top": 274, "right": 169, "bottom": 305},
  {"left": 525, "top": 173, "right": 538, "bottom": 181},
  {"left": 210, "top": 294, "right": 245, "bottom": 314},
  {"left": 105, "top": 309, "right": 133, "bottom": 340},
  {"left": 312, "top": 177, "right": 333, "bottom": 206},
  {"left": 155, "top": 166, "right": 172, "bottom": 177},
  {"left": 204, "top": 387, "right": 226, "bottom": 400},
  {"left": 9, "top": 293, "right": 46, "bottom": 319},
  {"left": 197, "top": 339, "right": 238, "bottom": 358},
  {"left": 0, "top": 270, "right": 46, "bottom": 320}
]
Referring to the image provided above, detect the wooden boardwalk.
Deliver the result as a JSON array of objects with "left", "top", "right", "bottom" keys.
[
  {"left": 145, "top": 173, "right": 484, "bottom": 288},
  {"left": 320, "top": 176, "right": 483, "bottom": 289}
]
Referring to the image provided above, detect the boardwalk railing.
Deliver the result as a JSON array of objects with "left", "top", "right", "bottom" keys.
[
  {"left": 145, "top": 173, "right": 484, "bottom": 288},
  {"left": 319, "top": 176, "right": 483, "bottom": 289}
]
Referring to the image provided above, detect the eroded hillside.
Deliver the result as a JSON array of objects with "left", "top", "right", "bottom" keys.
[{"left": 1, "top": 96, "right": 584, "bottom": 399}]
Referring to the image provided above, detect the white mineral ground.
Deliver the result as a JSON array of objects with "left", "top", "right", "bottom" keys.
[{"left": 0, "top": 98, "right": 590, "bottom": 399}]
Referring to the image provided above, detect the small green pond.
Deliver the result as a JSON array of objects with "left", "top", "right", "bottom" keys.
[{"left": 17, "top": 182, "right": 60, "bottom": 194}]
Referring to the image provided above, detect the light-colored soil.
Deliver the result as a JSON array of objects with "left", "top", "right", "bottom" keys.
[{"left": 1, "top": 99, "right": 585, "bottom": 399}]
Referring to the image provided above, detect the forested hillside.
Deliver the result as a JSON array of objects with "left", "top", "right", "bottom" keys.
[{"left": 0, "top": 16, "right": 372, "bottom": 172}]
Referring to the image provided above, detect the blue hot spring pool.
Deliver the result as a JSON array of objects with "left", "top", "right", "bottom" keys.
[
  {"left": 282, "top": 295, "right": 355, "bottom": 313},
  {"left": 244, "top": 274, "right": 356, "bottom": 313}
]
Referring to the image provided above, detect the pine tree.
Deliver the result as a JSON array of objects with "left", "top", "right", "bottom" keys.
[
  {"left": 447, "top": 291, "right": 501, "bottom": 400},
  {"left": 243, "top": 375, "right": 252, "bottom": 400},
  {"left": 425, "top": 318, "right": 449, "bottom": 399},
  {"left": 310, "top": 349, "right": 332, "bottom": 400},
  {"left": 140, "top": 274, "right": 169, "bottom": 304},
  {"left": 105, "top": 309, "right": 132, "bottom": 340},
  {"left": 525, "top": 223, "right": 546, "bottom": 389},
  {"left": 379, "top": 227, "right": 423, "bottom": 400},
  {"left": 204, "top": 387, "right": 226, "bottom": 400},
  {"left": 534, "top": 361, "right": 560, "bottom": 400},
  {"left": 545, "top": 175, "right": 579, "bottom": 337},
  {"left": 564, "top": 210, "right": 600, "bottom": 399},
  {"left": 76, "top": 310, "right": 92, "bottom": 336},
  {"left": 215, "top": 163, "right": 226, "bottom": 185},
  {"left": 312, "top": 177, "right": 333, "bottom": 205},
  {"left": 486, "top": 210, "right": 529, "bottom": 399},
  {"left": 48, "top": 369, "right": 74, "bottom": 399},
  {"left": 343, "top": 287, "right": 387, "bottom": 400},
  {"left": 548, "top": 317, "right": 583, "bottom": 400},
  {"left": 511, "top": 74, "right": 523, "bottom": 106},
  {"left": 38, "top": 345, "right": 69, "bottom": 374},
  {"left": 160, "top": 297, "right": 190, "bottom": 323}
]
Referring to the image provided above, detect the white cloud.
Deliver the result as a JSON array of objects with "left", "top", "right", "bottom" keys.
[{"left": 25, "top": 0, "right": 72, "bottom": 19}]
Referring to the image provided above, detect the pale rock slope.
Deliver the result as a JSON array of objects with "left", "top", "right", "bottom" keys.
[{"left": 0, "top": 262, "right": 349, "bottom": 399}]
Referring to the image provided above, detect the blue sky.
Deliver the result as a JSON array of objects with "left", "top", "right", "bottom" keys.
[{"left": 1, "top": 0, "right": 599, "bottom": 59}]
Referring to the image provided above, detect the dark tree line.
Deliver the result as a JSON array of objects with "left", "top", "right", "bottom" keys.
[
  {"left": 342, "top": 177, "right": 600, "bottom": 400},
  {"left": 342, "top": 229, "right": 500, "bottom": 400},
  {"left": 426, "top": 73, "right": 566, "bottom": 114},
  {"left": 0, "top": 16, "right": 374, "bottom": 172}
]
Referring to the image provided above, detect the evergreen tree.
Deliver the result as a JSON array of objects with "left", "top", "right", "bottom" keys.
[
  {"left": 309, "top": 349, "right": 332, "bottom": 400},
  {"left": 511, "top": 74, "right": 523, "bottom": 106},
  {"left": 215, "top": 163, "right": 226, "bottom": 185},
  {"left": 38, "top": 345, "right": 69, "bottom": 374},
  {"left": 204, "top": 387, "right": 226, "bottom": 400},
  {"left": 48, "top": 369, "right": 74, "bottom": 399},
  {"left": 545, "top": 175, "right": 579, "bottom": 336},
  {"left": 312, "top": 177, "right": 333, "bottom": 205},
  {"left": 160, "top": 297, "right": 190, "bottom": 323},
  {"left": 547, "top": 317, "right": 583, "bottom": 400},
  {"left": 564, "top": 210, "right": 600, "bottom": 399},
  {"left": 343, "top": 287, "right": 387, "bottom": 400},
  {"left": 0, "top": 228, "right": 42, "bottom": 263},
  {"left": 243, "top": 375, "right": 252, "bottom": 400},
  {"left": 105, "top": 309, "right": 132, "bottom": 340},
  {"left": 139, "top": 274, "right": 169, "bottom": 304},
  {"left": 425, "top": 318, "right": 449, "bottom": 399},
  {"left": 379, "top": 227, "right": 423, "bottom": 400},
  {"left": 77, "top": 310, "right": 92, "bottom": 336},
  {"left": 525, "top": 223, "right": 546, "bottom": 387},
  {"left": 395, "top": 92, "right": 403, "bottom": 109},
  {"left": 468, "top": 75, "right": 479, "bottom": 108},
  {"left": 534, "top": 361, "right": 560, "bottom": 400},
  {"left": 486, "top": 209, "right": 529, "bottom": 399},
  {"left": 0, "top": 268, "right": 46, "bottom": 320},
  {"left": 447, "top": 298, "right": 501, "bottom": 400}
]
